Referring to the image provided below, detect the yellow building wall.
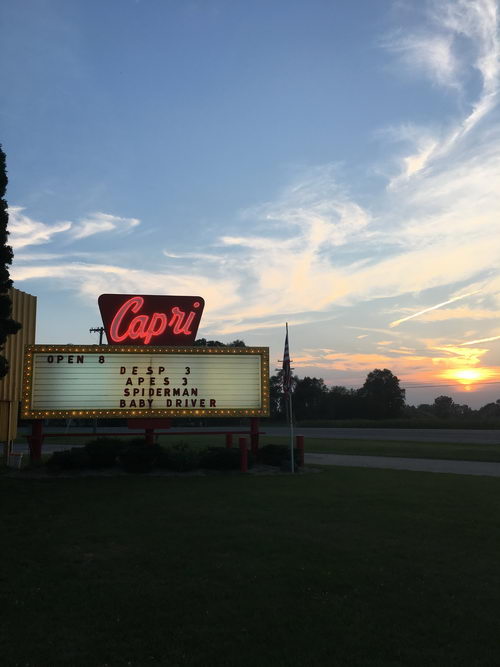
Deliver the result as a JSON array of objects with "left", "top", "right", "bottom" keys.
[{"left": 0, "top": 287, "right": 37, "bottom": 445}]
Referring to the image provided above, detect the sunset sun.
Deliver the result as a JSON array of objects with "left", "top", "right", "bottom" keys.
[{"left": 440, "top": 367, "right": 495, "bottom": 389}]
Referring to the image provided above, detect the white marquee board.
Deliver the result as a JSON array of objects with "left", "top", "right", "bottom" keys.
[{"left": 22, "top": 345, "right": 269, "bottom": 418}]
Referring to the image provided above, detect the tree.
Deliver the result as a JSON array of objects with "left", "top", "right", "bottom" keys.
[
  {"left": 432, "top": 395, "right": 456, "bottom": 419},
  {"left": 478, "top": 400, "right": 500, "bottom": 420},
  {"left": 194, "top": 338, "right": 246, "bottom": 347},
  {"left": 292, "top": 376, "right": 329, "bottom": 421},
  {"left": 358, "top": 368, "right": 405, "bottom": 419},
  {"left": 0, "top": 145, "right": 21, "bottom": 378},
  {"left": 326, "top": 385, "right": 364, "bottom": 419}
]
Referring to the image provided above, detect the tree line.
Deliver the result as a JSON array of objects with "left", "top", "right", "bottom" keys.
[{"left": 270, "top": 368, "right": 500, "bottom": 424}]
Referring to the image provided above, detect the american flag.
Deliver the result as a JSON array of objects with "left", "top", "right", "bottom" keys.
[{"left": 282, "top": 323, "right": 291, "bottom": 396}]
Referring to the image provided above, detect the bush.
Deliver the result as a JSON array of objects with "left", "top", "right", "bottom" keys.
[
  {"left": 84, "top": 438, "right": 126, "bottom": 468},
  {"left": 119, "top": 445, "right": 157, "bottom": 473},
  {"left": 200, "top": 447, "right": 253, "bottom": 471},
  {"left": 156, "top": 442, "right": 200, "bottom": 472},
  {"left": 258, "top": 444, "right": 302, "bottom": 467},
  {"left": 46, "top": 447, "right": 90, "bottom": 471}
]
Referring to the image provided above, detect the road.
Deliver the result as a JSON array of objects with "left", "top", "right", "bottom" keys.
[
  {"left": 265, "top": 427, "right": 500, "bottom": 444},
  {"left": 305, "top": 453, "right": 500, "bottom": 477},
  {"left": 13, "top": 425, "right": 500, "bottom": 453}
]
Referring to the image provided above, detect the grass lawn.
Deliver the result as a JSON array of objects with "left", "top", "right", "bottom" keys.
[
  {"left": 293, "top": 436, "right": 500, "bottom": 462},
  {"left": 152, "top": 433, "right": 500, "bottom": 462},
  {"left": 1, "top": 468, "right": 500, "bottom": 666}
]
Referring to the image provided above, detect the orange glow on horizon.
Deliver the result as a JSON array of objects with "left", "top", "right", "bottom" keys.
[{"left": 439, "top": 367, "right": 496, "bottom": 388}]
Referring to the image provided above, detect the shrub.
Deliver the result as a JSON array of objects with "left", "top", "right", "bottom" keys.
[
  {"left": 46, "top": 447, "right": 90, "bottom": 471},
  {"left": 200, "top": 447, "right": 253, "bottom": 471},
  {"left": 84, "top": 438, "right": 126, "bottom": 468},
  {"left": 258, "top": 444, "right": 302, "bottom": 467},
  {"left": 156, "top": 442, "right": 200, "bottom": 472},
  {"left": 119, "top": 445, "right": 157, "bottom": 473}
]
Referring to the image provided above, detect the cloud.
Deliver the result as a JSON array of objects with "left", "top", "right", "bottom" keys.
[
  {"left": 71, "top": 212, "right": 140, "bottom": 239},
  {"left": 400, "top": 307, "right": 500, "bottom": 323},
  {"left": 8, "top": 207, "right": 142, "bottom": 248},
  {"left": 460, "top": 334, "right": 500, "bottom": 345},
  {"left": 8, "top": 206, "right": 71, "bottom": 249},
  {"left": 386, "top": 32, "right": 460, "bottom": 89},
  {"left": 389, "top": 289, "right": 483, "bottom": 327},
  {"left": 12, "top": 262, "right": 240, "bottom": 325},
  {"left": 429, "top": 345, "right": 489, "bottom": 366},
  {"left": 290, "top": 342, "right": 499, "bottom": 390},
  {"left": 9, "top": 2, "right": 500, "bottom": 363},
  {"left": 386, "top": 0, "right": 500, "bottom": 186},
  {"left": 292, "top": 347, "right": 433, "bottom": 380},
  {"left": 11, "top": 138, "right": 500, "bottom": 341}
]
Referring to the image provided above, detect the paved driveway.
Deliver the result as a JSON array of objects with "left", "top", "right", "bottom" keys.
[{"left": 306, "top": 452, "right": 500, "bottom": 477}]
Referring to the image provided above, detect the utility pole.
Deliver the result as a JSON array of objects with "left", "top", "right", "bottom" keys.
[
  {"left": 89, "top": 326, "right": 105, "bottom": 345},
  {"left": 89, "top": 327, "right": 105, "bottom": 434}
]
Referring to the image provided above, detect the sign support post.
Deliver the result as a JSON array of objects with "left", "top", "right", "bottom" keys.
[
  {"left": 28, "top": 420, "right": 44, "bottom": 464},
  {"left": 250, "top": 417, "right": 260, "bottom": 460}
]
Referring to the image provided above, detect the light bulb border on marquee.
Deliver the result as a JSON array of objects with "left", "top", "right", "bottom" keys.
[{"left": 22, "top": 344, "right": 270, "bottom": 419}]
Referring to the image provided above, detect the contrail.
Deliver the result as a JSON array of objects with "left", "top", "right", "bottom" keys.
[
  {"left": 460, "top": 334, "right": 500, "bottom": 346},
  {"left": 389, "top": 289, "right": 482, "bottom": 328}
]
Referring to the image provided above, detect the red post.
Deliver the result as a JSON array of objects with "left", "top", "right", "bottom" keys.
[
  {"left": 239, "top": 437, "right": 248, "bottom": 473},
  {"left": 145, "top": 428, "right": 155, "bottom": 446},
  {"left": 296, "top": 435, "right": 304, "bottom": 467},
  {"left": 28, "top": 420, "right": 44, "bottom": 464},
  {"left": 225, "top": 433, "right": 233, "bottom": 449},
  {"left": 250, "top": 417, "right": 259, "bottom": 460}
]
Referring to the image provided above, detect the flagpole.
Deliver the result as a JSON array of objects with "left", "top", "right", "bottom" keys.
[
  {"left": 289, "top": 385, "right": 294, "bottom": 474},
  {"left": 284, "top": 322, "right": 294, "bottom": 474}
]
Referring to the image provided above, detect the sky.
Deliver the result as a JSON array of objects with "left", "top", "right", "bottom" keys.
[{"left": 1, "top": 0, "right": 499, "bottom": 408}]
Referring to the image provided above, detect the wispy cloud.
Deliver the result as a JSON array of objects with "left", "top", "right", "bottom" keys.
[
  {"left": 460, "top": 334, "right": 500, "bottom": 345},
  {"left": 389, "top": 289, "right": 482, "bottom": 327},
  {"left": 71, "top": 212, "right": 140, "bottom": 239},
  {"left": 430, "top": 345, "right": 489, "bottom": 366},
  {"left": 12, "top": 262, "right": 240, "bottom": 324},
  {"left": 8, "top": 206, "right": 71, "bottom": 249},
  {"left": 400, "top": 307, "right": 500, "bottom": 323},
  {"left": 9, "top": 0, "right": 500, "bottom": 390},
  {"left": 387, "top": 0, "right": 500, "bottom": 186},
  {"left": 8, "top": 207, "right": 141, "bottom": 248},
  {"left": 386, "top": 32, "right": 460, "bottom": 90}
]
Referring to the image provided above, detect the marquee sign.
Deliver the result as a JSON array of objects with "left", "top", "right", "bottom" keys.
[
  {"left": 22, "top": 345, "right": 269, "bottom": 419},
  {"left": 98, "top": 294, "right": 204, "bottom": 346}
]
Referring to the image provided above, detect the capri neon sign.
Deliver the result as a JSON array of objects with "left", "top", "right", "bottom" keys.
[{"left": 98, "top": 294, "right": 204, "bottom": 346}]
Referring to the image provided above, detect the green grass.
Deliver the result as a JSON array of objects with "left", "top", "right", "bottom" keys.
[
  {"left": 1, "top": 469, "right": 500, "bottom": 666},
  {"left": 296, "top": 436, "right": 500, "bottom": 462},
  {"left": 297, "top": 418, "right": 500, "bottom": 429},
  {"left": 159, "top": 433, "right": 500, "bottom": 463}
]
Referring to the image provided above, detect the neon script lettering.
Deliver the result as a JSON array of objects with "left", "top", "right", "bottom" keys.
[{"left": 110, "top": 296, "right": 200, "bottom": 345}]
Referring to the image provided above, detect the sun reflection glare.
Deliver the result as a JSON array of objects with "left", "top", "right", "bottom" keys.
[{"left": 440, "top": 367, "right": 495, "bottom": 388}]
